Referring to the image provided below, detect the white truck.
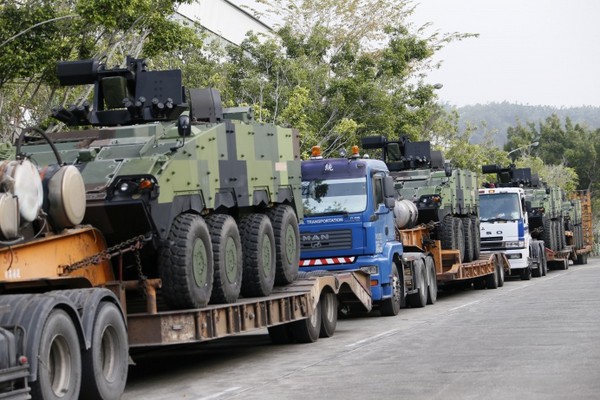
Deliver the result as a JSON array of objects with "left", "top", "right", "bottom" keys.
[{"left": 479, "top": 186, "right": 547, "bottom": 279}]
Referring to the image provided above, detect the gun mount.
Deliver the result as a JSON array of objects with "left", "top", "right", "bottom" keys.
[
  {"left": 53, "top": 56, "right": 188, "bottom": 127},
  {"left": 481, "top": 164, "right": 540, "bottom": 188},
  {"left": 361, "top": 135, "right": 446, "bottom": 172}
]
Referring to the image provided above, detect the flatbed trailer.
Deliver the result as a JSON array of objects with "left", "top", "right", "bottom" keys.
[
  {"left": 400, "top": 225, "right": 510, "bottom": 289},
  {"left": 0, "top": 231, "right": 371, "bottom": 400}
]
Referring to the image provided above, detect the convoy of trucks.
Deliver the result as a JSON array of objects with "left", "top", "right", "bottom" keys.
[{"left": 0, "top": 57, "right": 595, "bottom": 400}]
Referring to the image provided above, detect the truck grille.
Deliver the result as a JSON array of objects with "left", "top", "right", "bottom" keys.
[
  {"left": 300, "top": 230, "right": 352, "bottom": 251},
  {"left": 480, "top": 236, "right": 503, "bottom": 250}
]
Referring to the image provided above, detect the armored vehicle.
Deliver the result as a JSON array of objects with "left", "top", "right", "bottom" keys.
[
  {"left": 18, "top": 56, "right": 302, "bottom": 310},
  {"left": 362, "top": 136, "right": 480, "bottom": 262}
]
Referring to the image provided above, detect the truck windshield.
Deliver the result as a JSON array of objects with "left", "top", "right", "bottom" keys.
[
  {"left": 480, "top": 193, "right": 522, "bottom": 222},
  {"left": 301, "top": 177, "right": 368, "bottom": 216}
]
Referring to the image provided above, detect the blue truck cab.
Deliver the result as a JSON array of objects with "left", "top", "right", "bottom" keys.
[{"left": 299, "top": 146, "right": 405, "bottom": 315}]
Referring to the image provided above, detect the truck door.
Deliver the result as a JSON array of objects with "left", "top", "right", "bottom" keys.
[{"left": 371, "top": 172, "right": 395, "bottom": 252}]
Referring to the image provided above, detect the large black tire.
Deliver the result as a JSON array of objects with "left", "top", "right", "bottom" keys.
[
  {"left": 540, "top": 243, "right": 548, "bottom": 276},
  {"left": 454, "top": 218, "right": 466, "bottom": 260},
  {"left": 462, "top": 217, "right": 474, "bottom": 263},
  {"left": 31, "top": 309, "right": 81, "bottom": 400},
  {"left": 289, "top": 301, "right": 322, "bottom": 343},
  {"left": 205, "top": 214, "right": 243, "bottom": 304},
  {"left": 558, "top": 218, "right": 567, "bottom": 250},
  {"left": 440, "top": 214, "right": 456, "bottom": 250},
  {"left": 497, "top": 257, "right": 505, "bottom": 287},
  {"left": 470, "top": 215, "right": 481, "bottom": 260},
  {"left": 485, "top": 264, "right": 499, "bottom": 289},
  {"left": 380, "top": 262, "right": 402, "bottom": 316},
  {"left": 267, "top": 205, "right": 300, "bottom": 285},
  {"left": 407, "top": 259, "right": 427, "bottom": 308},
  {"left": 520, "top": 266, "right": 532, "bottom": 281},
  {"left": 239, "top": 213, "right": 276, "bottom": 297},
  {"left": 81, "top": 302, "right": 128, "bottom": 400},
  {"left": 159, "top": 214, "right": 214, "bottom": 309},
  {"left": 425, "top": 255, "right": 437, "bottom": 305},
  {"left": 319, "top": 290, "right": 338, "bottom": 338},
  {"left": 542, "top": 217, "right": 554, "bottom": 251},
  {"left": 532, "top": 245, "right": 542, "bottom": 278}
]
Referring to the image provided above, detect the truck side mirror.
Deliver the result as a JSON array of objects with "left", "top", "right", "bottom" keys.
[
  {"left": 383, "top": 176, "right": 395, "bottom": 198},
  {"left": 525, "top": 201, "right": 532, "bottom": 212},
  {"left": 384, "top": 197, "right": 396, "bottom": 209}
]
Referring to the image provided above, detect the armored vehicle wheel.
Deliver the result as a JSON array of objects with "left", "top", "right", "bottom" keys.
[
  {"left": 440, "top": 214, "right": 456, "bottom": 250},
  {"left": 380, "top": 262, "right": 402, "bottom": 316},
  {"left": 558, "top": 219, "right": 566, "bottom": 250},
  {"left": 31, "top": 309, "right": 81, "bottom": 400},
  {"left": 267, "top": 205, "right": 300, "bottom": 285},
  {"left": 81, "top": 301, "right": 128, "bottom": 400},
  {"left": 425, "top": 255, "right": 437, "bottom": 305},
  {"left": 454, "top": 218, "right": 466, "bottom": 260},
  {"left": 407, "top": 259, "right": 427, "bottom": 308},
  {"left": 462, "top": 217, "right": 474, "bottom": 262},
  {"left": 542, "top": 217, "right": 554, "bottom": 251},
  {"left": 240, "top": 213, "right": 276, "bottom": 297},
  {"left": 470, "top": 215, "right": 481, "bottom": 260},
  {"left": 159, "top": 213, "right": 214, "bottom": 309},
  {"left": 206, "top": 214, "right": 243, "bottom": 304},
  {"left": 319, "top": 290, "right": 338, "bottom": 338}
]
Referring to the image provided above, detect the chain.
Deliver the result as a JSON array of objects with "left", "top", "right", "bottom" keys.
[{"left": 60, "top": 234, "right": 150, "bottom": 274}]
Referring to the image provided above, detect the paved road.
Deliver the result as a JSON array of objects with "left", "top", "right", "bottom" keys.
[{"left": 123, "top": 259, "right": 600, "bottom": 400}]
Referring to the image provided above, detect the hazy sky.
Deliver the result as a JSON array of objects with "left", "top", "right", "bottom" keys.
[
  {"left": 231, "top": 0, "right": 600, "bottom": 107},
  {"left": 409, "top": 0, "right": 600, "bottom": 107}
]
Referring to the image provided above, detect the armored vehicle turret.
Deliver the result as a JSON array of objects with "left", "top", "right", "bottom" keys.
[
  {"left": 362, "top": 135, "right": 480, "bottom": 262},
  {"left": 17, "top": 57, "right": 302, "bottom": 310}
]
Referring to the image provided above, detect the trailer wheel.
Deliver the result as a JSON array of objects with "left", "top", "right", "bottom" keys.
[
  {"left": 520, "top": 266, "right": 532, "bottom": 280},
  {"left": 206, "top": 214, "right": 243, "bottom": 304},
  {"left": 31, "top": 309, "right": 81, "bottom": 400},
  {"left": 289, "top": 300, "right": 322, "bottom": 343},
  {"left": 240, "top": 214, "right": 276, "bottom": 297},
  {"left": 539, "top": 243, "right": 548, "bottom": 275},
  {"left": 470, "top": 215, "right": 481, "bottom": 260},
  {"left": 425, "top": 256, "right": 437, "bottom": 305},
  {"left": 81, "top": 302, "right": 128, "bottom": 400},
  {"left": 380, "top": 262, "right": 402, "bottom": 316},
  {"left": 160, "top": 213, "right": 214, "bottom": 309},
  {"left": 532, "top": 245, "right": 542, "bottom": 278},
  {"left": 319, "top": 290, "right": 338, "bottom": 338},
  {"left": 497, "top": 257, "right": 505, "bottom": 287},
  {"left": 407, "top": 259, "right": 427, "bottom": 308},
  {"left": 462, "top": 217, "right": 474, "bottom": 263},
  {"left": 485, "top": 263, "right": 500, "bottom": 289},
  {"left": 268, "top": 324, "right": 294, "bottom": 345},
  {"left": 267, "top": 205, "right": 300, "bottom": 285}
]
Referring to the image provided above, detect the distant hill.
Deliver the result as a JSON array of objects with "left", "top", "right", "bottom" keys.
[{"left": 454, "top": 102, "right": 600, "bottom": 147}]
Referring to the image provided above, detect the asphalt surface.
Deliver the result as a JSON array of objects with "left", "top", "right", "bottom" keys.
[{"left": 123, "top": 258, "right": 600, "bottom": 400}]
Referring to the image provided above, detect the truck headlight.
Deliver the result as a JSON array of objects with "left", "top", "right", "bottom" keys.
[
  {"left": 360, "top": 265, "right": 378, "bottom": 275},
  {"left": 505, "top": 241, "right": 525, "bottom": 248}
]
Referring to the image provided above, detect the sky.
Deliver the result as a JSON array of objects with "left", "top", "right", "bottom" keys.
[{"left": 230, "top": 0, "right": 600, "bottom": 108}]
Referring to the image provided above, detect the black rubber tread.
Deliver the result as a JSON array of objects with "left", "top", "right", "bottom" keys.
[
  {"left": 532, "top": 245, "right": 542, "bottom": 278},
  {"left": 462, "top": 217, "right": 474, "bottom": 263},
  {"left": 425, "top": 255, "right": 437, "bottom": 305},
  {"left": 520, "top": 266, "right": 532, "bottom": 280},
  {"left": 31, "top": 309, "right": 82, "bottom": 400},
  {"left": 540, "top": 243, "right": 548, "bottom": 276},
  {"left": 159, "top": 213, "right": 214, "bottom": 310},
  {"left": 205, "top": 214, "right": 243, "bottom": 304},
  {"left": 380, "top": 262, "right": 402, "bottom": 316},
  {"left": 473, "top": 278, "right": 486, "bottom": 290},
  {"left": 268, "top": 324, "right": 294, "bottom": 344},
  {"left": 558, "top": 218, "right": 567, "bottom": 250},
  {"left": 497, "top": 257, "right": 505, "bottom": 287},
  {"left": 239, "top": 213, "right": 276, "bottom": 297},
  {"left": 454, "top": 218, "right": 466, "bottom": 260},
  {"left": 267, "top": 205, "right": 300, "bottom": 285},
  {"left": 81, "top": 301, "right": 128, "bottom": 400},
  {"left": 440, "top": 214, "right": 456, "bottom": 250},
  {"left": 290, "top": 300, "right": 322, "bottom": 343},
  {"left": 486, "top": 263, "right": 499, "bottom": 289},
  {"left": 319, "top": 290, "right": 338, "bottom": 338},
  {"left": 407, "top": 259, "right": 427, "bottom": 308},
  {"left": 542, "top": 216, "right": 554, "bottom": 251},
  {"left": 470, "top": 215, "right": 481, "bottom": 260}
]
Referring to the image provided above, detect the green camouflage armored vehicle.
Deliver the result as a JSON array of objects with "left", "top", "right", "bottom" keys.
[
  {"left": 18, "top": 57, "right": 302, "bottom": 310},
  {"left": 362, "top": 136, "right": 480, "bottom": 262}
]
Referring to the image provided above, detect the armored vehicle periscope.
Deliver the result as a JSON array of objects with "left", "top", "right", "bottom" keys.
[
  {"left": 19, "top": 56, "right": 302, "bottom": 310},
  {"left": 362, "top": 135, "right": 480, "bottom": 262}
]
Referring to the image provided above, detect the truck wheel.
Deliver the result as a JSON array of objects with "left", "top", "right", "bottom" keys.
[
  {"left": 485, "top": 261, "right": 500, "bottom": 289},
  {"left": 540, "top": 243, "right": 548, "bottom": 275},
  {"left": 240, "top": 214, "right": 276, "bottom": 297},
  {"left": 532, "top": 245, "right": 542, "bottom": 278},
  {"left": 470, "top": 215, "right": 481, "bottom": 260},
  {"left": 496, "top": 258, "right": 505, "bottom": 287},
  {"left": 267, "top": 205, "right": 300, "bottom": 285},
  {"left": 380, "top": 263, "right": 402, "bottom": 316},
  {"left": 289, "top": 300, "right": 322, "bottom": 343},
  {"left": 206, "top": 214, "right": 242, "bottom": 304},
  {"left": 520, "top": 266, "right": 532, "bottom": 280},
  {"left": 268, "top": 324, "right": 294, "bottom": 344},
  {"left": 319, "top": 290, "right": 338, "bottom": 338},
  {"left": 425, "top": 255, "right": 437, "bottom": 305},
  {"left": 81, "top": 302, "right": 128, "bottom": 400},
  {"left": 407, "top": 259, "right": 427, "bottom": 308},
  {"left": 159, "top": 213, "right": 214, "bottom": 309},
  {"left": 31, "top": 309, "right": 81, "bottom": 400},
  {"left": 462, "top": 217, "right": 474, "bottom": 263}
]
